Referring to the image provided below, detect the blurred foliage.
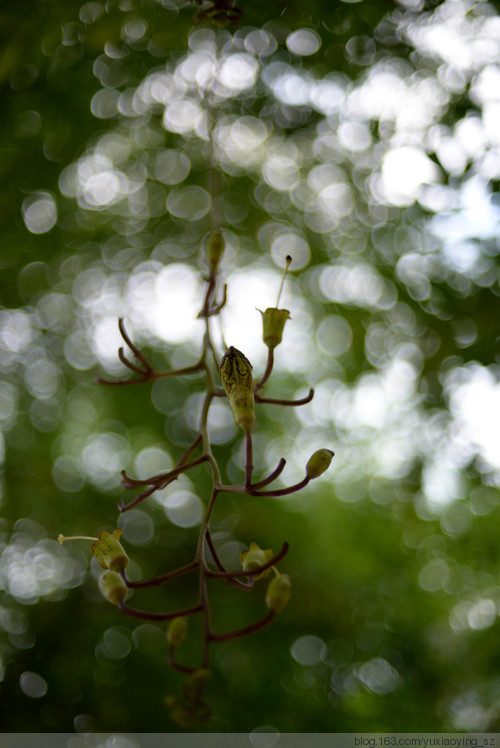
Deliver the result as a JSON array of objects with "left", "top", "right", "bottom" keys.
[{"left": 1, "top": 0, "right": 500, "bottom": 735}]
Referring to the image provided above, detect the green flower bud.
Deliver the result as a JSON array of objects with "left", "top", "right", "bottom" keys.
[
  {"left": 266, "top": 574, "right": 291, "bottom": 613},
  {"left": 240, "top": 542, "right": 274, "bottom": 580},
  {"left": 91, "top": 529, "right": 129, "bottom": 571},
  {"left": 305, "top": 449, "right": 334, "bottom": 479},
  {"left": 166, "top": 694, "right": 210, "bottom": 728},
  {"left": 167, "top": 616, "right": 188, "bottom": 647},
  {"left": 259, "top": 308, "right": 291, "bottom": 349},
  {"left": 219, "top": 346, "right": 255, "bottom": 431},
  {"left": 205, "top": 232, "right": 225, "bottom": 272},
  {"left": 98, "top": 570, "right": 127, "bottom": 605},
  {"left": 182, "top": 668, "right": 210, "bottom": 703}
]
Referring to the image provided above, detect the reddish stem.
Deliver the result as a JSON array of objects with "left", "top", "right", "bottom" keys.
[
  {"left": 209, "top": 611, "right": 275, "bottom": 642},
  {"left": 118, "top": 455, "right": 208, "bottom": 512},
  {"left": 121, "top": 436, "right": 203, "bottom": 488},
  {"left": 250, "top": 476, "right": 310, "bottom": 498},
  {"left": 118, "top": 600, "right": 203, "bottom": 622},
  {"left": 167, "top": 647, "right": 198, "bottom": 674},
  {"left": 254, "top": 348, "right": 274, "bottom": 392},
  {"left": 118, "top": 348, "right": 145, "bottom": 374},
  {"left": 255, "top": 388, "right": 314, "bottom": 407},
  {"left": 121, "top": 560, "right": 198, "bottom": 589},
  {"left": 251, "top": 458, "right": 286, "bottom": 489},
  {"left": 245, "top": 430, "right": 253, "bottom": 489},
  {"left": 206, "top": 284, "right": 227, "bottom": 317},
  {"left": 118, "top": 318, "right": 151, "bottom": 369}
]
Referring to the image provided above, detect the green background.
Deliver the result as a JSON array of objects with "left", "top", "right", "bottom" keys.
[{"left": 1, "top": 0, "right": 500, "bottom": 733}]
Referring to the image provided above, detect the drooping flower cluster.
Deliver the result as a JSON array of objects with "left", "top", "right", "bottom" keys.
[{"left": 59, "top": 226, "right": 334, "bottom": 727}]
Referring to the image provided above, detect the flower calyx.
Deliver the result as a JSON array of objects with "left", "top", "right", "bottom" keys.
[
  {"left": 258, "top": 253, "right": 292, "bottom": 349},
  {"left": 240, "top": 542, "right": 274, "bottom": 580},
  {"left": 91, "top": 529, "right": 129, "bottom": 571},
  {"left": 259, "top": 307, "right": 291, "bottom": 350}
]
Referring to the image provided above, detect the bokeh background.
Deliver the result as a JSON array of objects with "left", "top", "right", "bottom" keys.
[{"left": 1, "top": 0, "right": 500, "bottom": 733}]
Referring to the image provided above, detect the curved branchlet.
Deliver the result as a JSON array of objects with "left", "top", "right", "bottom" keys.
[
  {"left": 255, "top": 388, "right": 315, "bottom": 407},
  {"left": 96, "top": 318, "right": 204, "bottom": 386}
]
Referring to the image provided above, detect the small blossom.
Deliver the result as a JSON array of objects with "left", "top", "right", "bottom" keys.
[
  {"left": 58, "top": 529, "right": 129, "bottom": 571},
  {"left": 259, "top": 308, "right": 291, "bottom": 350},
  {"left": 91, "top": 529, "right": 129, "bottom": 571},
  {"left": 240, "top": 542, "right": 274, "bottom": 579}
]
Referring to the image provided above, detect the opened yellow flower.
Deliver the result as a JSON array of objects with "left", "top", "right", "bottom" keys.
[{"left": 58, "top": 528, "right": 129, "bottom": 571}]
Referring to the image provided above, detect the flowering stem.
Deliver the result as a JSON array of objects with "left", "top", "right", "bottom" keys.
[
  {"left": 121, "top": 560, "right": 198, "bottom": 589},
  {"left": 244, "top": 430, "right": 253, "bottom": 488},
  {"left": 254, "top": 348, "right": 274, "bottom": 392},
  {"left": 118, "top": 455, "right": 208, "bottom": 512},
  {"left": 251, "top": 458, "right": 286, "bottom": 489},
  {"left": 250, "top": 475, "right": 310, "bottom": 497},
  {"left": 118, "top": 600, "right": 203, "bottom": 622},
  {"left": 97, "top": 319, "right": 206, "bottom": 386},
  {"left": 118, "top": 483, "right": 158, "bottom": 512},
  {"left": 209, "top": 611, "right": 275, "bottom": 642},
  {"left": 167, "top": 647, "right": 198, "bottom": 674},
  {"left": 201, "top": 272, "right": 216, "bottom": 318},
  {"left": 204, "top": 530, "right": 226, "bottom": 573},
  {"left": 95, "top": 126, "right": 327, "bottom": 682},
  {"left": 203, "top": 284, "right": 227, "bottom": 317},
  {"left": 255, "top": 388, "right": 314, "bottom": 407}
]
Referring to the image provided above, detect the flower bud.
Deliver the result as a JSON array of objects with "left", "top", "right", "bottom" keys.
[
  {"left": 240, "top": 542, "right": 274, "bottom": 580},
  {"left": 166, "top": 692, "right": 210, "bottom": 728},
  {"left": 260, "top": 308, "right": 291, "bottom": 349},
  {"left": 219, "top": 346, "right": 255, "bottom": 431},
  {"left": 305, "top": 449, "right": 334, "bottom": 479},
  {"left": 167, "top": 617, "right": 188, "bottom": 647},
  {"left": 182, "top": 668, "right": 210, "bottom": 702},
  {"left": 266, "top": 574, "right": 291, "bottom": 613},
  {"left": 98, "top": 570, "right": 127, "bottom": 605},
  {"left": 205, "top": 232, "right": 225, "bottom": 272},
  {"left": 91, "top": 529, "right": 129, "bottom": 571}
]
